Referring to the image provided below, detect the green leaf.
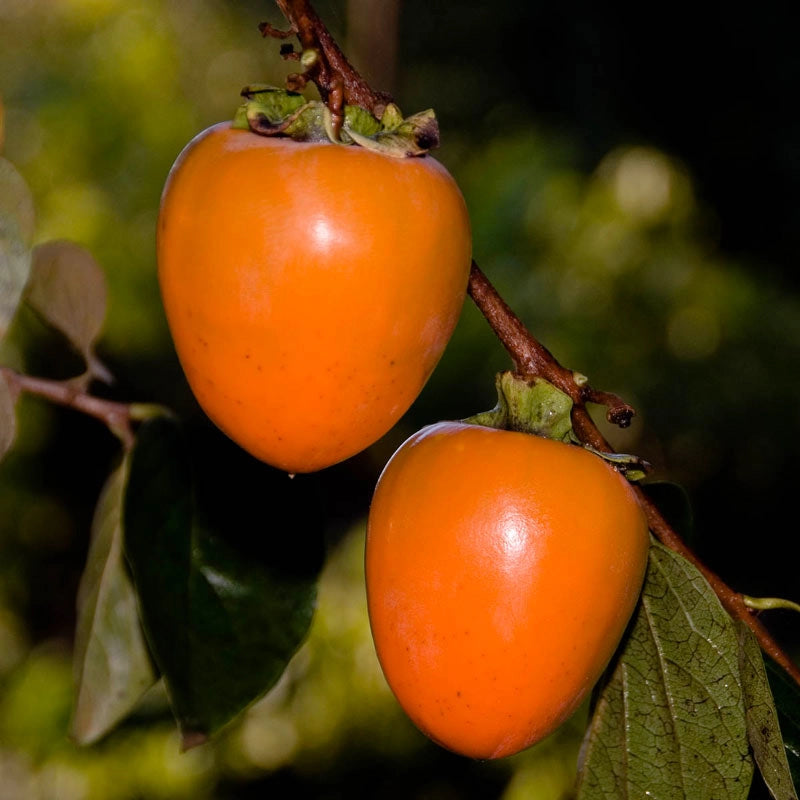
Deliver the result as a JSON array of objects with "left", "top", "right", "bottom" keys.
[
  {"left": 25, "top": 240, "right": 111, "bottom": 383},
  {"left": 737, "top": 622, "right": 798, "bottom": 800},
  {"left": 576, "top": 539, "right": 753, "bottom": 799},
  {"left": 765, "top": 657, "right": 800, "bottom": 792},
  {"left": 0, "top": 370, "right": 17, "bottom": 461},
  {"left": 123, "top": 416, "right": 321, "bottom": 746},
  {"left": 71, "top": 459, "right": 157, "bottom": 745},
  {"left": 0, "top": 160, "right": 33, "bottom": 343},
  {"left": 0, "top": 157, "right": 35, "bottom": 244}
]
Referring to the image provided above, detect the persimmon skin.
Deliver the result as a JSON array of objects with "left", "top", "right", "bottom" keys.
[
  {"left": 157, "top": 123, "right": 471, "bottom": 473},
  {"left": 365, "top": 422, "right": 650, "bottom": 760}
]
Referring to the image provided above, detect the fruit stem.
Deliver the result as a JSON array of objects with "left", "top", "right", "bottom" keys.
[
  {"left": 267, "top": 0, "right": 800, "bottom": 689},
  {"left": 267, "top": 0, "right": 392, "bottom": 134}
]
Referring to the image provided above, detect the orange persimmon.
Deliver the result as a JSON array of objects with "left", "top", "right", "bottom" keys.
[
  {"left": 157, "top": 123, "right": 471, "bottom": 473},
  {"left": 366, "top": 421, "right": 650, "bottom": 759}
]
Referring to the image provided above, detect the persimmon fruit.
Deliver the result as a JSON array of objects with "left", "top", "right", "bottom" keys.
[
  {"left": 157, "top": 123, "right": 471, "bottom": 473},
  {"left": 365, "top": 421, "right": 650, "bottom": 759}
]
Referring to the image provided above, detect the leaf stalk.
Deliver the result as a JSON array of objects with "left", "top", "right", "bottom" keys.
[{"left": 0, "top": 366, "right": 136, "bottom": 450}]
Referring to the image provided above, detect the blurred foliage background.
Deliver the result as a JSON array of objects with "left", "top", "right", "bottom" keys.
[{"left": 1, "top": 0, "right": 799, "bottom": 797}]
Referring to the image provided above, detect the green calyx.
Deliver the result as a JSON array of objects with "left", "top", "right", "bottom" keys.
[
  {"left": 464, "top": 371, "right": 651, "bottom": 481},
  {"left": 232, "top": 85, "right": 440, "bottom": 158},
  {"left": 465, "top": 372, "right": 575, "bottom": 443}
]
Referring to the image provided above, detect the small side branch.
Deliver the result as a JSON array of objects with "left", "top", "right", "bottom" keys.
[{"left": 1, "top": 366, "right": 136, "bottom": 450}]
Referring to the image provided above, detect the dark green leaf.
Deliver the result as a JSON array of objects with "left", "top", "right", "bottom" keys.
[
  {"left": 71, "top": 459, "right": 157, "bottom": 745},
  {"left": 737, "top": 622, "right": 798, "bottom": 800},
  {"left": 25, "top": 240, "right": 110, "bottom": 382},
  {"left": 123, "top": 416, "right": 320, "bottom": 745},
  {"left": 765, "top": 658, "right": 800, "bottom": 792},
  {"left": 577, "top": 539, "right": 753, "bottom": 800},
  {"left": 0, "top": 370, "right": 17, "bottom": 461}
]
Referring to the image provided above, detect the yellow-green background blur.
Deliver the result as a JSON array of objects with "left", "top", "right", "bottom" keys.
[{"left": 2, "top": 1, "right": 799, "bottom": 797}]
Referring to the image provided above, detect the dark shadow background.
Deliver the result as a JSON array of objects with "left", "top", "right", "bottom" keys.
[{"left": 402, "top": 0, "right": 800, "bottom": 284}]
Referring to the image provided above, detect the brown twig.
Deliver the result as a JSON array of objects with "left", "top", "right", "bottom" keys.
[
  {"left": 271, "top": 0, "right": 800, "bottom": 687},
  {"left": 266, "top": 0, "right": 392, "bottom": 134},
  {"left": 1, "top": 366, "right": 136, "bottom": 450}
]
